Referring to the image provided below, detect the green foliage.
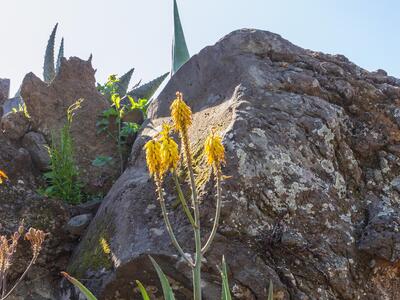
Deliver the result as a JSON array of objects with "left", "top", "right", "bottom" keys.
[
  {"left": 220, "top": 256, "right": 232, "bottom": 300},
  {"left": 56, "top": 37, "right": 64, "bottom": 74},
  {"left": 43, "top": 23, "right": 65, "bottom": 83},
  {"left": 97, "top": 75, "right": 145, "bottom": 173},
  {"left": 268, "top": 281, "right": 274, "bottom": 300},
  {"left": 43, "top": 100, "right": 83, "bottom": 204},
  {"left": 127, "top": 72, "right": 169, "bottom": 102},
  {"left": 136, "top": 280, "right": 151, "bottom": 300},
  {"left": 61, "top": 272, "right": 97, "bottom": 300},
  {"left": 172, "top": 0, "right": 190, "bottom": 74},
  {"left": 149, "top": 256, "right": 176, "bottom": 300},
  {"left": 11, "top": 102, "right": 30, "bottom": 119}
]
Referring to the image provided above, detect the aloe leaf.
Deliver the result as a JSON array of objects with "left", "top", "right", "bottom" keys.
[
  {"left": 172, "top": 0, "right": 190, "bottom": 74},
  {"left": 56, "top": 37, "right": 64, "bottom": 75},
  {"left": 267, "top": 280, "right": 274, "bottom": 300},
  {"left": 127, "top": 72, "right": 169, "bottom": 101},
  {"left": 149, "top": 256, "right": 176, "bottom": 300},
  {"left": 220, "top": 256, "right": 232, "bottom": 300},
  {"left": 116, "top": 68, "right": 135, "bottom": 97},
  {"left": 61, "top": 272, "right": 97, "bottom": 300},
  {"left": 135, "top": 280, "right": 151, "bottom": 300},
  {"left": 43, "top": 23, "right": 58, "bottom": 83}
]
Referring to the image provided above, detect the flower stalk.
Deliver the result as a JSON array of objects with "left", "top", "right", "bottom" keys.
[{"left": 144, "top": 92, "right": 226, "bottom": 300}]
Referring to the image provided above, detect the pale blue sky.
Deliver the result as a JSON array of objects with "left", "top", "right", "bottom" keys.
[{"left": 0, "top": 1, "right": 398, "bottom": 94}]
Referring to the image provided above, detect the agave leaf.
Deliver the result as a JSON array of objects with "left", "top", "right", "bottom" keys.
[
  {"left": 116, "top": 68, "right": 135, "bottom": 97},
  {"left": 61, "top": 272, "right": 97, "bottom": 300},
  {"left": 220, "top": 256, "right": 232, "bottom": 300},
  {"left": 56, "top": 37, "right": 64, "bottom": 75},
  {"left": 135, "top": 280, "right": 151, "bottom": 300},
  {"left": 267, "top": 280, "right": 274, "bottom": 300},
  {"left": 43, "top": 23, "right": 58, "bottom": 83},
  {"left": 149, "top": 256, "right": 176, "bottom": 300},
  {"left": 127, "top": 72, "right": 169, "bottom": 101},
  {"left": 172, "top": 0, "right": 190, "bottom": 74}
]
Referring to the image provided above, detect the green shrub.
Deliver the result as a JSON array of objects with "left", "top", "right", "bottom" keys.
[{"left": 43, "top": 100, "right": 83, "bottom": 204}]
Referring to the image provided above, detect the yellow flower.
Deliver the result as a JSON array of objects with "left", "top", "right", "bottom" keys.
[
  {"left": 99, "top": 238, "right": 111, "bottom": 255},
  {"left": 144, "top": 139, "right": 162, "bottom": 177},
  {"left": 170, "top": 92, "right": 192, "bottom": 133},
  {"left": 0, "top": 170, "right": 8, "bottom": 184},
  {"left": 160, "top": 124, "right": 179, "bottom": 173},
  {"left": 204, "top": 130, "right": 225, "bottom": 168}
]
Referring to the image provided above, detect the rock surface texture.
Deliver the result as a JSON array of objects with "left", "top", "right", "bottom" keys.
[
  {"left": 70, "top": 29, "right": 400, "bottom": 299},
  {"left": 0, "top": 130, "right": 74, "bottom": 300},
  {"left": 20, "top": 57, "right": 120, "bottom": 193}
]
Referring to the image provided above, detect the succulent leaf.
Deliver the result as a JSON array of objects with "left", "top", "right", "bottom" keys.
[
  {"left": 116, "top": 68, "right": 135, "bottom": 96},
  {"left": 172, "top": 0, "right": 190, "bottom": 74},
  {"left": 127, "top": 72, "right": 169, "bottom": 101},
  {"left": 43, "top": 23, "right": 58, "bottom": 83},
  {"left": 56, "top": 37, "right": 64, "bottom": 75}
]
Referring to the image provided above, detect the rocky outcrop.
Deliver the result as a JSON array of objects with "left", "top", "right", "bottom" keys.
[
  {"left": 0, "top": 129, "right": 75, "bottom": 300},
  {"left": 20, "top": 57, "right": 120, "bottom": 194},
  {"left": 1, "top": 111, "right": 30, "bottom": 140},
  {"left": 69, "top": 29, "right": 400, "bottom": 299},
  {"left": 0, "top": 78, "right": 10, "bottom": 105},
  {"left": 22, "top": 131, "right": 51, "bottom": 171}
]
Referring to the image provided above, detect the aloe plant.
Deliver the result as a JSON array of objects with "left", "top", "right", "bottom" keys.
[
  {"left": 172, "top": 0, "right": 190, "bottom": 74},
  {"left": 43, "top": 23, "right": 64, "bottom": 83},
  {"left": 126, "top": 72, "right": 169, "bottom": 101}
]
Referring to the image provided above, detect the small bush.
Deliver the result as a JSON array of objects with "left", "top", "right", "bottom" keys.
[{"left": 43, "top": 100, "right": 83, "bottom": 204}]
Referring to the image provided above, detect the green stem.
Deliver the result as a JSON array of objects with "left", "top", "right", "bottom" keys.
[
  {"left": 181, "top": 132, "right": 202, "bottom": 300},
  {"left": 201, "top": 167, "right": 222, "bottom": 255},
  {"left": 157, "top": 182, "right": 194, "bottom": 267},
  {"left": 117, "top": 118, "right": 123, "bottom": 174},
  {"left": 173, "top": 171, "right": 197, "bottom": 228}
]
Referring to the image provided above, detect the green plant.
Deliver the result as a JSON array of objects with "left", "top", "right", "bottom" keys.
[
  {"left": 172, "top": 0, "right": 190, "bottom": 74},
  {"left": 11, "top": 102, "right": 30, "bottom": 119},
  {"left": 43, "top": 99, "right": 83, "bottom": 204},
  {"left": 143, "top": 92, "right": 226, "bottom": 300},
  {"left": 43, "top": 23, "right": 65, "bottom": 83}
]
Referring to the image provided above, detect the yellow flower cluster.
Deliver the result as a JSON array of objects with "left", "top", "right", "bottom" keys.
[
  {"left": 160, "top": 124, "right": 179, "bottom": 174},
  {"left": 0, "top": 170, "right": 8, "bottom": 184},
  {"left": 204, "top": 130, "right": 225, "bottom": 169},
  {"left": 170, "top": 92, "right": 192, "bottom": 133},
  {"left": 144, "top": 140, "right": 162, "bottom": 177},
  {"left": 145, "top": 124, "right": 180, "bottom": 179}
]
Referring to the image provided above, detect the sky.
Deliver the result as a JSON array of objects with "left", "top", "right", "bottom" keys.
[{"left": 0, "top": 0, "right": 399, "bottom": 95}]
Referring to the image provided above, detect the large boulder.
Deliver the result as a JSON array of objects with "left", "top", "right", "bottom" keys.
[
  {"left": 20, "top": 57, "right": 120, "bottom": 194},
  {"left": 0, "top": 78, "right": 10, "bottom": 104},
  {"left": 70, "top": 29, "right": 400, "bottom": 299}
]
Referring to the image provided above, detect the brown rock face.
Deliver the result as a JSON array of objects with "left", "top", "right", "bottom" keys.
[
  {"left": 70, "top": 29, "right": 400, "bottom": 299},
  {"left": 20, "top": 57, "right": 120, "bottom": 193}
]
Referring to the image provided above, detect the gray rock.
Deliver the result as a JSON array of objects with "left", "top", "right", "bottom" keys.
[
  {"left": 22, "top": 131, "right": 51, "bottom": 171},
  {"left": 0, "top": 78, "right": 10, "bottom": 105},
  {"left": 359, "top": 196, "right": 400, "bottom": 262},
  {"left": 70, "top": 29, "right": 400, "bottom": 299},
  {"left": 1, "top": 111, "right": 30, "bottom": 140},
  {"left": 66, "top": 214, "right": 93, "bottom": 236}
]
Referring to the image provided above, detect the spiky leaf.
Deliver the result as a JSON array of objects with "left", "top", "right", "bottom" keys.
[
  {"left": 220, "top": 256, "right": 232, "bottom": 300},
  {"left": 56, "top": 37, "right": 64, "bottom": 75},
  {"left": 149, "top": 256, "right": 176, "bottom": 300},
  {"left": 43, "top": 23, "right": 58, "bottom": 83},
  {"left": 127, "top": 72, "right": 169, "bottom": 101},
  {"left": 61, "top": 272, "right": 97, "bottom": 300},
  {"left": 172, "top": 0, "right": 190, "bottom": 74},
  {"left": 268, "top": 280, "right": 274, "bottom": 300},
  {"left": 136, "top": 280, "right": 151, "bottom": 300},
  {"left": 116, "top": 68, "right": 134, "bottom": 97}
]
